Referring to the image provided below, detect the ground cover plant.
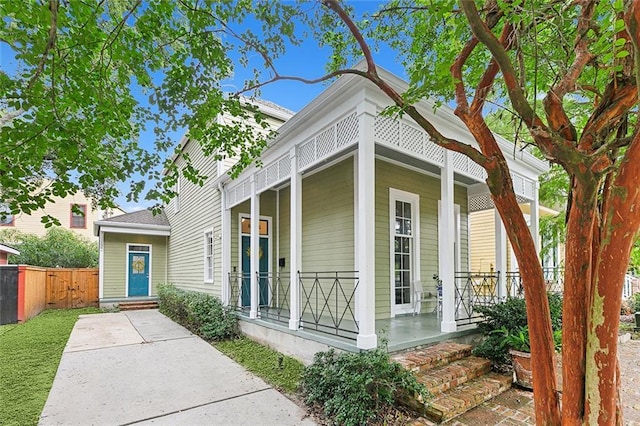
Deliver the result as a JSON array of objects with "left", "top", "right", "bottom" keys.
[
  {"left": 157, "top": 283, "right": 238, "bottom": 341},
  {"left": 214, "top": 337, "right": 304, "bottom": 393},
  {"left": 0, "top": 308, "right": 99, "bottom": 426}
]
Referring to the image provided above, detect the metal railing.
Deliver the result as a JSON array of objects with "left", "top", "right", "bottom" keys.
[
  {"left": 453, "top": 271, "right": 500, "bottom": 325},
  {"left": 298, "top": 271, "right": 359, "bottom": 340},
  {"left": 505, "top": 267, "right": 565, "bottom": 298},
  {"left": 228, "top": 272, "right": 250, "bottom": 313},
  {"left": 258, "top": 272, "right": 291, "bottom": 324}
]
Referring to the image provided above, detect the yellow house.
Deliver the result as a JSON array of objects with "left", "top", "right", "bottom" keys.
[{"left": 1, "top": 189, "right": 124, "bottom": 241}]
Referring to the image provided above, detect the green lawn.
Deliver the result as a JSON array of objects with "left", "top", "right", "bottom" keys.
[
  {"left": 214, "top": 337, "right": 305, "bottom": 393},
  {"left": 0, "top": 308, "right": 100, "bottom": 426}
]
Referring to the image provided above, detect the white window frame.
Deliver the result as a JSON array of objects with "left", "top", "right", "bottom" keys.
[
  {"left": 204, "top": 229, "right": 214, "bottom": 283},
  {"left": 389, "top": 188, "right": 421, "bottom": 317}
]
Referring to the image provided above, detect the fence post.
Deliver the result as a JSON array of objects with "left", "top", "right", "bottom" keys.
[{"left": 17, "top": 265, "right": 26, "bottom": 322}]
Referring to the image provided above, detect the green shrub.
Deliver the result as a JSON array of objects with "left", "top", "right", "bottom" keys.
[
  {"left": 300, "top": 348, "right": 428, "bottom": 426},
  {"left": 632, "top": 293, "right": 640, "bottom": 313},
  {"left": 0, "top": 228, "right": 98, "bottom": 268},
  {"left": 473, "top": 293, "right": 563, "bottom": 367},
  {"left": 157, "top": 283, "right": 238, "bottom": 341}
]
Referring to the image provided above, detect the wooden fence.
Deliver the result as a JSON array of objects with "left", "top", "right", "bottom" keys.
[
  {"left": 0, "top": 266, "right": 99, "bottom": 324},
  {"left": 45, "top": 268, "right": 99, "bottom": 309}
]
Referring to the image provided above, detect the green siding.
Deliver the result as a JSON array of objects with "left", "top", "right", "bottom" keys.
[
  {"left": 102, "top": 233, "right": 168, "bottom": 298},
  {"left": 375, "top": 159, "right": 468, "bottom": 319},
  {"left": 165, "top": 138, "right": 222, "bottom": 298},
  {"left": 278, "top": 187, "right": 291, "bottom": 274},
  {"left": 301, "top": 159, "right": 355, "bottom": 271}
]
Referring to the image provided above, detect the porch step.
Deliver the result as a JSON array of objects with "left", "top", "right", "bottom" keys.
[
  {"left": 393, "top": 342, "right": 512, "bottom": 423},
  {"left": 416, "top": 356, "right": 492, "bottom": 396},
  {"left": 392, "top": 342, "right": 472, "bottom": 373},
  {"left": 423, "top": 373, "right": 513, "bottom": 423},
  {"left": 118, "top": 301, "right": 159, "bottom": 311}
]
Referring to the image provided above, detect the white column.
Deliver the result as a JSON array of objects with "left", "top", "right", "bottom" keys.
[
  {"left": 221, "top": 184, "right": 231, "bottom": 305},
  {"left": 495, "top": 208, "right": 507, "bottom": 298},
  {"left": 250, "top": 176, "right": 260, "bottom": 319},
  {"left": 289, "top": 147, "right": 302, "bottom": 330},
  {"left": 356, "top": 100, "right": 377, "bottom": 350},
  {"left": 530, "top": 181, "right": 540, "bottom": 254},
  {"left": 439, "top": 150, "right": 457, "bottom": 332}
]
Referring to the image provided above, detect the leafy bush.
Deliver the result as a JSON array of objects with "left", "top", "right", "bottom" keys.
[
  {"left": 300, "top": 348, "right": 428, "bottom": 426},
  {"left": 473, "top": 293, "right": 563, "bottom": 367},
  {"left": 157, "top": 283, "right": 238, "bottom": 341},
  {"left": 631, "top": 293, "right": 640, "bottom": 313},
  {"left": 0, "top": 228, "right": 98, "bottom": 268}
]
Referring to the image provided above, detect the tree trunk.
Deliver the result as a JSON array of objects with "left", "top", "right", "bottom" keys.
[
  {"left": 562, "top": 180, "right": 599, "bottom": 424},
  {"left": 492, "top": 191, "right": 561, "bottom": 425}
]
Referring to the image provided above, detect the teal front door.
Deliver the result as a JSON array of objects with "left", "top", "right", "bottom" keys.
[
  {"left": 128, "top": 252, "right": 150, "bottom": 297},
  {"left": 241, "top": 236, "right": 269, "bottom": 307}
]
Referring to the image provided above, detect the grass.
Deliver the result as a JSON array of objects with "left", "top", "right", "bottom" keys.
[
  {"left": 0, "top": 308, "right": 100, "bottom": 426},
  {"left": 214, "top": 337, "right": 305, "bottom": 393}
]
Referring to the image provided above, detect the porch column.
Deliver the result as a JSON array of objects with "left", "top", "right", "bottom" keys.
[
  {"left": 356, "top": 100, "right": 377, "bottom": 350},
  {"left": 530, "top": 181, "right": 540, "bottom": 254},
  {"left": 439, "top": 150, "right": 457, "bottom": 332},
  {"left": 289, "top": 147, "right": 302, "bottom": 330},
  {"left": 221, "top": 184, "right": 231, "bottom": 306},
  {"left": 250, "top": 175, "right": 260, "bottom": 319},
  {"left": 495, "top": 209, "right": 507, "bottom": 298}
]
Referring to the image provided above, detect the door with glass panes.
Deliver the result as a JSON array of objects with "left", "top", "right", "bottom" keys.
[{"left": 390, "top": 189, "right": 420, "bottom": 315}]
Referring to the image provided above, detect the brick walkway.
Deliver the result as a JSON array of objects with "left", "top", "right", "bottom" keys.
[{"left": 414, "top": 339, "right": 640, "bottom": 425}]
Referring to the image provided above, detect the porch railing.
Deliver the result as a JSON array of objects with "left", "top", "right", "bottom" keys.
[
  {"left": 453, "top": 271, "right": 500, "bottom": 325},
  {"left": 228, "top": 272, "right": 250, "bottom": 313},
  {"left": 258, "top": 272, "right": 291, "bottom": 325},
  {"left": 298, "top": 271, "right": 359, "bottom": 340},
  {"left": 505, "top": 267, "right": 565, "bottom": 298}
]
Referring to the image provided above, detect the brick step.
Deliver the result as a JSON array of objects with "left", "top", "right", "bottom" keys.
[
  {"left": 392, "top": 342, "right": 472, "bottom": 373},
  {"left": 421, "top": 372, "right": 512, "bottom": 423},
  {"left": 416, "top": 356, "right": 492, "bottom": 397},
  {"left": 118, "top": 301, "right": 159, "bottom": 311}
]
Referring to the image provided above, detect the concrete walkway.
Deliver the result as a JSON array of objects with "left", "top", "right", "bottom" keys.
[{"left": 39, "top": 310, "right": 315, "bottom": 426}]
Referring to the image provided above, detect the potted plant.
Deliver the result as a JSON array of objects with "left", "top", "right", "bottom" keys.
[{"left": 493, "top": 326, "right": 562, "bottom": 389}]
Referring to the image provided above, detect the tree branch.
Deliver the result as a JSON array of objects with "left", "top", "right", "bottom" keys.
[
  {"left": 26, "top": 0, "right": 58, "bottom": 91},
  {"left": 459, "top": 0, "right": 578, "bottom": 164},
  {"left": 543, "top": 1, "right": 595, "bottom": 143}
]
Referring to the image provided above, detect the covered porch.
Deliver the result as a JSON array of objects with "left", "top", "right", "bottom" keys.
[{"left": 218, "top": 71, "right": 548, "bottom": 353}]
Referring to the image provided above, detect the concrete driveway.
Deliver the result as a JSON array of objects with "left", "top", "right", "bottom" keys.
[{"left": 39, "top": 310, "right": 315, "bottom": 426}]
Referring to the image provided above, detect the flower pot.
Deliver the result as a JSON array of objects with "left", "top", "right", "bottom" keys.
[{"left": 509, "top": 349, "right": 533, "bottom": 390}]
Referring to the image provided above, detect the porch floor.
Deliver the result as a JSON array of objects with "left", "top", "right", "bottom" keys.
[
  {"left": 238, "top": 310, "right": 480, "bottom": 353},
  {"left": 377, "top": 313, "right": 479, "bottom": 352}
]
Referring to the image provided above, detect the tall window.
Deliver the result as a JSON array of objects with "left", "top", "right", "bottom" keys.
[
  {"left": 394, "top": 200, "right": 413, "bottom": 306},
  {"left": 70, "top": 204, "right": 87, "bottom": 228},
  {"left": 204, "top": 230, "right": 214, "bottom": 282},
  {"left": 0, "top": 204, "right": 13, "bottom": 226}
]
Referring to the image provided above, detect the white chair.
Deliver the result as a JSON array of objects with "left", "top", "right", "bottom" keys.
[{"left": 413, "top": 280, "right": 433, "bottom": 316}]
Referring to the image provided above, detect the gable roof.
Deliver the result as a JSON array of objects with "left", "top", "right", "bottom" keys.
[{"left": 94, "top": 209, "right": 171, "bottom": 236}]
